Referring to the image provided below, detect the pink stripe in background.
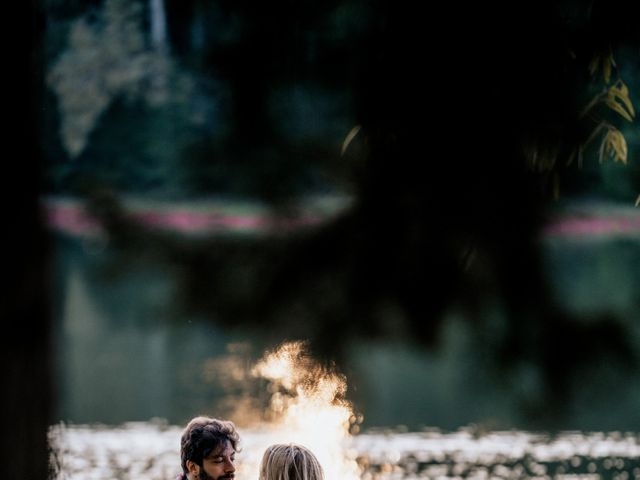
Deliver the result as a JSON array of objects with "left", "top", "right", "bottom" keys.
[
  {"left": 42, "top": 198, "right": 640, "bottom": 239},
  {"left": 42, "top": 199, "right": 327, "bottom": 237},
  {"left": 542, "top": 216, "right": 640, "bottom": 237},
  {"left": 44, "top": 202, "right": 105, "bottom": 237},
  {"left": 130, "top": 210, "right": 321, "bottom": 232}
]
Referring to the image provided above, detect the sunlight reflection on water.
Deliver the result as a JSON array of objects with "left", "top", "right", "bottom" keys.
[{"left": 49, "top": 422, "right": 640, "bottom": 480}]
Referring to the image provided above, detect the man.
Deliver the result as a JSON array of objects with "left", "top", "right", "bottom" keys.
[{"left": 179, "top": 416, "right": 240, "bottom": 480}]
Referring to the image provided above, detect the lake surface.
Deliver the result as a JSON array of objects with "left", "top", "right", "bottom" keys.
[{"left": 50, "top": 422, "right": 640, "bottom": 480}]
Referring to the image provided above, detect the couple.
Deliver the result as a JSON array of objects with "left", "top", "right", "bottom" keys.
[{"left": 178, "top": 416, "right": 323, "bottom": 480}]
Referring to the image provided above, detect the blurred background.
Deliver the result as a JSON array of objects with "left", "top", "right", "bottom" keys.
[{"left": 5, "top": 0, "right": 640, "bottom": 478}]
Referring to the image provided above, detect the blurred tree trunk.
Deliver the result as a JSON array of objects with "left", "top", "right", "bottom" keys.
[
  {"left": 150, "top": 0, "right": 169, "bottom": 53},
  {"left": 0, "top": 0, "right": 52, "bottom": 478}
]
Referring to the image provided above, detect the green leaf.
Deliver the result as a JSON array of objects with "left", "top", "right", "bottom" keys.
[{"left": 606, "top": 80, "right": 636, "bottom": 121}]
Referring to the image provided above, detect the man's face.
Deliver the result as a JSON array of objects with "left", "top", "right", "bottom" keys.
[{"left": 190, "top": 440, "right": 236, "bottom": 480}]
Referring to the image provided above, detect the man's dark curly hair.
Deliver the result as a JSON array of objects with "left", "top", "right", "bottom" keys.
[{"left": 180, "top": 416, "right": 240, "bottom": 477}]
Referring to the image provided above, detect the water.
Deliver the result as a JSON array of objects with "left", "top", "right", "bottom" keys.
[{"left": 50, "top": 422, "right": 640, "bottom": 480}]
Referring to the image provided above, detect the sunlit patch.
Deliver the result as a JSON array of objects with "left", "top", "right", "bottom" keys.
[{"left": 238, "top": 341, "right": 362, "bottom": 480}]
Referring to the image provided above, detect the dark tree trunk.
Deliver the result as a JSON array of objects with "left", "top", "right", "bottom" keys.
[{"left": 0, "top": 0, "right": 52, "bottom": 478}]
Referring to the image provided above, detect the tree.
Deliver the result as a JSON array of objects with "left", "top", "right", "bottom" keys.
[{"left": 0, "top": 0, "right": 52, "bottom": 478}]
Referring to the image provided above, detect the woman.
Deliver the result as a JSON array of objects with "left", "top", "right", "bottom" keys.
[{"left": 259, "top": 444, "right": 324, "bottom": 480}]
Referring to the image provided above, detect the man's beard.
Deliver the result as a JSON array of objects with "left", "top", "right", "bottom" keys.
[{"left": 198, "top": 471, "right": 233, "bottom": 480}]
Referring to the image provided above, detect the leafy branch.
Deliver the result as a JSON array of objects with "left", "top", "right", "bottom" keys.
[{"left": 528, "top": 46, "right": 637, "bottom": 203}]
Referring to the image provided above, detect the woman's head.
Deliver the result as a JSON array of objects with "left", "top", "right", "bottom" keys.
[{"left": 259, "top": 444, "right": 324, "bottom": 480}]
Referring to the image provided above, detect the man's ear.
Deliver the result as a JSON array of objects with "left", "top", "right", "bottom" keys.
[{"left": 186, "top": 460, "right": 200, "bottom": 476}]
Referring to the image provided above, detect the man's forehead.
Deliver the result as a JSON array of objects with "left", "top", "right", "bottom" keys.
[{"left": 206, "top": 440, "right": 235, "bottom": 457}]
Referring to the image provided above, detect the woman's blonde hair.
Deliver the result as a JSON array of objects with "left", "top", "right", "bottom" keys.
[{"left": 259, "top": 444, "right": 324, "bottom": 480}]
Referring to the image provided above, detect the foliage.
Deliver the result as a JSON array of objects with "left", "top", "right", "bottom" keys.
[
  {"left": 583, "top": 60, "right": 635, "bottom": 164},
  {"left": 47, "top": 0, "right": 174, "bottom": 158},
  {"left": 527, "top": 44, "right": 637, "bottom": 202}
]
